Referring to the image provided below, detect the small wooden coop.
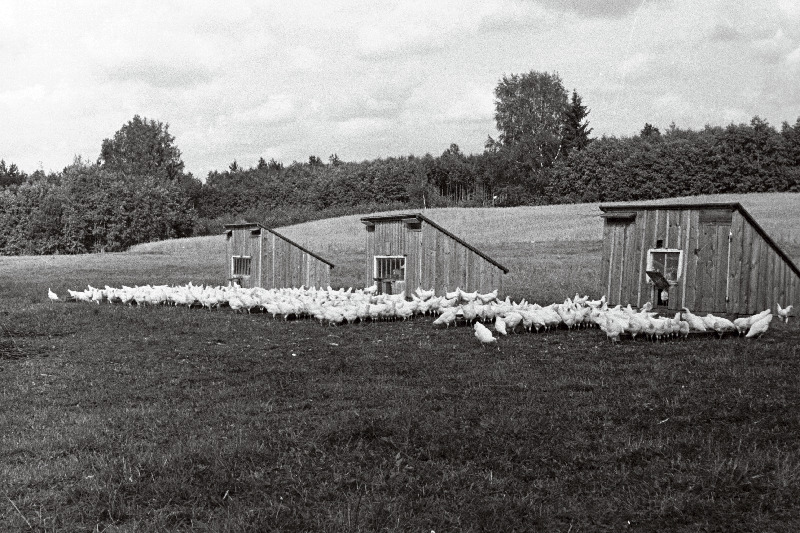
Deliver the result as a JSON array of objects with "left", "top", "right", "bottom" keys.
[
  {"left": 360, "top": 213, "right": 508, "bottom": 296},
  {"left": 224, "top": 223, "right": 334, "bottom": 289},
  {"left": 599, "top": 202, "right": 800, "bottom": 315}
]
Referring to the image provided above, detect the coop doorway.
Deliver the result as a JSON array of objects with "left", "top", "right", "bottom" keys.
[
  {"left": 646, "top": 248, "right": 682, "bottom": 307},
  {"left": 373, "top": 255, "right": 406, "bottom": 295}
]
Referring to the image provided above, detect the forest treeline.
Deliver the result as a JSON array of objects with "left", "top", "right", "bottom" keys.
[{"left": 1, "top": 72, "right": 799, "bottom": 255}]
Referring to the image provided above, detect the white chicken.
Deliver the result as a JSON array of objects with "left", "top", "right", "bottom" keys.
[
  {"left": 680, "top": 308, "right": 707, "bottom": 332},
  {"left": 733, "top": 309, "right": 772, "bottom": 335},
  {"left": 48, "top": 288, "right": 59, "bottom": 302},
  {"left": 432, "top": 308, "right": 458, "bottom": 328},
  {"left": 599, "top": 314, "right": 625, "bottom": 343},
  {"left": 494, "top": 315, "right": 507, "bottom": 336},
  {"left": 477, "top": 289, "right": 499, "bottom": 304},
  {"left": 474, "top": 322, "right": 497, "bottom": 346},
  {"left": 745, "top": 313, "right": 773, "bottom": 338},
  {"left": 502, "top": 311, "right": 524, "bottom": 334},
  {"left": 708, "top": 315, "right": 736, "bottom": 338},
  {"left": 777, "top": 303, "right": 793, "bottom": 324}
]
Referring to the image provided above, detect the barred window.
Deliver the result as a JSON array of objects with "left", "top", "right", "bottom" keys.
[
  {"left": 374, "top": 256, "right": 405, "bottom": 281},
  {"left": 232, "top": 256, "right": 252, "bottom": 277}
]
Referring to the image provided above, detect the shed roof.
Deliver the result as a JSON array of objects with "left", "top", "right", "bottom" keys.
[
  {"left": 599, "top": 202, "right": 800, "bottom": 279},
  {"left": 223, "top": 222, "right": 335, "bottom": 268},
  {"left": 360, "top": 213, "right": 509, "bottom": 273}
]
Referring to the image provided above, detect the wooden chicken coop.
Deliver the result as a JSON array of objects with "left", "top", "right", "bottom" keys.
[
  {"left": 599, "top": 202, "right": 800, "bottom": 315},
  {"left": 360, "top": 213, "right": 508, "bottom": 296},
  {"left": 224, "top": 222, "right": 334, "bottom": 289}
]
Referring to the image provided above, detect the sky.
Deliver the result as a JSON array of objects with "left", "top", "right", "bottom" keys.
[{"left": 2, "top": 0, "right": 799, "bottom": 179}]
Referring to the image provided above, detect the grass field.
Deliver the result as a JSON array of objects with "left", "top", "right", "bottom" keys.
[{"left": 2, "top": 193, "right": 800, "bottom": 531}]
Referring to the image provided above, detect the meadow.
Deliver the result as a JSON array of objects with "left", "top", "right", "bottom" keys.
[{"left": 1, "top": 192, "right": 800, "bottom": 531}]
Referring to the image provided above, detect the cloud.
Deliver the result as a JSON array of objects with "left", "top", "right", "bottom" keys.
[
  {"left": 104, "top": 59, "right": 217, "bottom": 89},
  {"left": 618, "top": 53, "right": 650, "bottom": 79},
  {"left": 334, "top": 117, "right": 393, "bottom": 137},
  {"left": 532, "top": 0, "right": 654, "bottom": 19},
  {"left": 439, "top": 86, "right": 496, "bottom": 124},
  {"left": 710, "top": 24, "right": 746, "bottom": 43},
  {"left": 751, "top": 28, "right": 796, "bottom": 64},
  {"left": 232, "top": 94, "right": 299, "bottom": 125}
]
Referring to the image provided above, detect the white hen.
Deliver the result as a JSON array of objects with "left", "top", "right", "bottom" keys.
[
  {"left": 48, "top": 288, "right": 59, "bottom": 302},
  {"left": 745, "top": 313, "right": 773, "bottom": 338},
  {"left": 494, "top": 315, "right": 507, "bottom": 336},
  {"left": 777, "top": 303, "right": 793, "bottom": 323},
  {"left": 474, "top": 322, "right": 497, "bottom": 345}
]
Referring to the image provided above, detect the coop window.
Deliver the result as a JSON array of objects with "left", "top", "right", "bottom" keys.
[
  {"left": 402, "top": 218, "right": 422, "bottom": 231},
  {"left": 231, "top": 255, "right": 252, "bottom": 277},
  {"left": 646, "top": 249, "right": 682, "bottom": 284},
  {"left": 374, "top": 256, "right": 406, "bottom": 281},
  {"left": 699, "top": 209, "right": 733, "bottom": 224}
]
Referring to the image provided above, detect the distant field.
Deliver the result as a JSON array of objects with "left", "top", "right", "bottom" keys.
[{"left": 2, "top": 193, "right": 800, "bottom": 531}]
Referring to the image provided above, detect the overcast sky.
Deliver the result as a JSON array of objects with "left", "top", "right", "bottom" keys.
[{"left": 2, "top": 0, "right": 799, "bottom": 179}]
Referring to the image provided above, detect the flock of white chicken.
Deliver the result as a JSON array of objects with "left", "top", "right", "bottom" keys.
[
  {"left": 49, "top": 283, "right": 793, "bottom": 347},
  {"left": 469, "top": 294, "right": 792, "bottom": 346}
]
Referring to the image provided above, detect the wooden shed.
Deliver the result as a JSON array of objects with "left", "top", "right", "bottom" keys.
[
  {"left": 599, "top": 202, "right": 800, "bottom": 315},
  {"left": 224, "top": 222, "right": 334, "bottom": 289},
  {"left": 360, "top": 213, "right": 508, "bottom": 295}
]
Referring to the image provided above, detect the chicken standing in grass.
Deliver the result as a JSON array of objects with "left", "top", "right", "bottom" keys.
[
  {"left": 474, "top": 322, "right": 497, "bottom": 346},
  {"left": 777, "top": 303, "right": 793, "bottom": 323},
  {"left": 494, "top": 315, "right": 507, "bottom": 336},
  {"left": 680, "top": 307, "right": 707, "bottom": 332},
  {"left": 733, "top": 309, "right": 771, "bottom": 335},
  {"left": 745, "top": 313, "right": 773, "bottom": 338},
  {"left": 48, "top": 288, "right": 59, "bottom": 302}
]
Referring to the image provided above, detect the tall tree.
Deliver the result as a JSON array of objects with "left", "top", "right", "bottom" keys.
[
  {"left": 562, "top": 90, "right": 593, "bottom": 154},
  {"left": 98, "top": 115, "right": 185, "bottom": 180},
  {"left": 489, "top": 71, "right": 570, "bottom": 168}
]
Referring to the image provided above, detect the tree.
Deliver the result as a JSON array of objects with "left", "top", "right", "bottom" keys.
[
  {"left": 0, "top": 159, "right": 25, "bottom": 187},
  {"left": 490, "top": 71, "right": 570, "bottom": 168},
  {"left": 640, "top": 123, "right": 661, "bottom": 138},
  {"left": 98, "top": 115, "right": 185, "bottom": 180},
  {"left": 562, "top": 90, "right": 592, "bottom": 155},
  {"left": 308, "top": 155, "right": 324, "bottom": 167}
]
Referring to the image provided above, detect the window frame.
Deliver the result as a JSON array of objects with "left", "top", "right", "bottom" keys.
[
  {"left": 231, "top": 255, "right": 253, "bottom": 277},
  {"left": 373, "top": 255, "right": 406, "bottom": 282},
  {"left": 646, "top": 248, "right": 683, "bottom": 285}
]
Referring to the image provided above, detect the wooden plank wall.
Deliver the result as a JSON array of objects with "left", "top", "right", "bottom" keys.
[
  {"left": 227, "top": 228, "right": 261, "bottom": 288},
  {"left": 260, "top": 233, "right": 331, "bottom": 289},
  {"left": 603, "top": 207, "right": 800, "bottom": 315},
  {"left": 364, "top": 220, "right": 409, "bottom": 287},
  {"left": 366, "top": 220, "right": 504, "bottom": 295},
  {"left": 601, "top": 219, "right": 637, "bottom": 307},
  {"left": 726, "top": 211, "right": 800, "bottom": 315}
]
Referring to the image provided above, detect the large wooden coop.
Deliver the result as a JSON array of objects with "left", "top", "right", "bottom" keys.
[
  {"left": 224, "top": 223, "right": 334, "bottom": 289},
  {"left": 360, "top": 213, "right": 508, "bottom": 295},
  {"left": 599, "top": 202, "right": 800, "bottom": 315}
]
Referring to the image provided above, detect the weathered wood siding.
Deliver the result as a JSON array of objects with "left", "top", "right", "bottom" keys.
[
  {"left": 364, "top": 216, "right": 506, "bottom": 295},
  {"left": 226, "top": 224, "right": 332, "bottom": 289},
  {"left": 225, "top": 227, "right": 262, "bottom": 289},
  {"left": 261, "top": 232, "right": 331, "bottom": 289},
  {"left": 601, "top": 205, "right": 800, "bottom": 315}
]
